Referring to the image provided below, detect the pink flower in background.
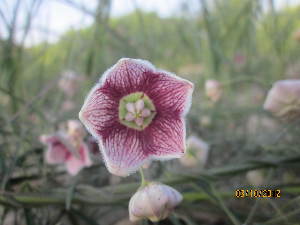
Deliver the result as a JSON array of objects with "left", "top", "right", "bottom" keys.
[
  {"left": 263, "top": 80, "right": 300, "bottom": 119},
  {"left": 79, "top": 58, "right": 194, "bottom": 176},
  {"left": 179, "top": 136, "right": 209, "bottom": 168},
  {"left": 40, "top": 132, "right": 92, "bottom": 175},
  {"left": 129, "top": 182, "right": 182, "bottom": 222},
  {"left": 205, "top": 79, "right": 222, "bottom": 102}
]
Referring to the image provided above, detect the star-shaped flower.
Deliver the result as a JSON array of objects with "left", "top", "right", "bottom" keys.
[
  {"left": 40, "top": 133, "right": 92, "bottom": 175},
  {"left": 79, "top": 58, "right": 194, "bottom": 176}
]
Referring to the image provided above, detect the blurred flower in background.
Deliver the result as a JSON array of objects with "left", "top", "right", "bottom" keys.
[
  {"left": 67, "top": 119, "right": 87, "bottom": 142},
  {"left": 40, "top": 132, "right": 92, "bottom": 175},
  {"left": 129, "top": 182, "right": 182, "bottom": 222},
  {"left": 264, "top": 80, "right": 300, "bottom": 119},
  {"left": 40, "top": 119, "right": 92, "bottom": 175},
  {"left": 179, "top": 135, "right": 209, "bottom": 168},
  {"left": 205, "top": 79, "right": 222, "bottom": 102}
]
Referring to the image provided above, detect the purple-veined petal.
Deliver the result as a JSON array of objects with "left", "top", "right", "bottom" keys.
[
  {"left": 144, "top": 115, "right": 186, "bottom": 159},
  {"left": 102, "top": 58, "right": 155, "bottom": 94},
  {"left": 79, "top": 86, "right": 119, "bottom": 140},
  {"left": 144, "top": 71, "right": 193, "bottom": 117},
  {"left": 101, "top": 127, "right": 147, "bottom": 176}
]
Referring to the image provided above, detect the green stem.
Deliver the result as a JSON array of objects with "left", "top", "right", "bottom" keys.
[
  {"left": 212, "top": 186, "right": 240, "bottom": 225},
  {"left": 3, "top": 154, "right": 300, "bottom": 208},
  {"left": 139, "top": 168, "right": 148, "bottom": 187}
]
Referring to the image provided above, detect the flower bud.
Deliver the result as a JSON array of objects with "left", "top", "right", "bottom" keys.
[
  {"left": 263, "top": 80, "right": 300, "bottom": 119},
  {"left": 205, "top": 79, "right": 222, "bottom": 102},
  {"left": 180, "top": 136, "right": 209, "bottom": 168},
  {"left": 129, "top": 182, "right": 182, "bottom": 222}
]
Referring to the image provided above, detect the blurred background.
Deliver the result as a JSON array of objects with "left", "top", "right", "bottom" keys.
[{"left": 1, "top": 0, "right": 300, "bottom": 224}]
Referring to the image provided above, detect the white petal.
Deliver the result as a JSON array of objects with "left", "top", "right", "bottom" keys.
[
  {"left": 141, "top": 108, "right": 151, "bottom": 117},
  {"left": 135, "top": 99, "right": 144, "bottom": 112},
  {"left": 125, "top": 112, "right": 135, "bottom": 121},
  {"left": 135, "top": 117, "right": 144, "bottom": 126},
  {"left": 126, "top": 103, "right": 136, "bottom": 113}
]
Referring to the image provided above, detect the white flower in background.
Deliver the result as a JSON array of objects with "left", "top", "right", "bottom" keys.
[
  {"left": 58, "top": 71, "right": 83, "bottom": 97},
  {"left": 129, "top": 182, "right": 182, "bottom": 222},
  {"left": 179, "top": 136, "right": 209, "bottom": 168},
  {"left": 246, "top": 170, "right": 264, "bottom": 187},
  {"left": 205, "top": 79, "right": 222, "bottom": 102},
  {"left": 263, "top": 80, "right": 300, "bottom": 119}
]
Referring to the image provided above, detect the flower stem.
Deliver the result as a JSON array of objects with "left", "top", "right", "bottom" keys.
[{"left": 139, "top": 168, "right": 147, "bottom": 187}]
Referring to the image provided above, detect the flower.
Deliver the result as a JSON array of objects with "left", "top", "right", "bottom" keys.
[
  {"left": 205, "top": 79, "right": 222, "bottom": 102},
  {"left": 179, "top": 136, "right": 209, "bottom": 168},
  {"left": 129, "top": 182, "right": 182, "bottom": 222},
  {"left": 58, "top": 71, "right": 83, "bottom": 97},
  {"left": 40, "top": 132, "right": 92, "bottom": 175},
  {"left": 79, "top": 58, "right": 194, "bottom": 176},
  {"left": 263, "top": 80, "right": 300, "bottom": 119}
]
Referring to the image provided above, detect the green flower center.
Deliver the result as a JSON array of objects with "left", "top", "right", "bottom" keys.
[{"left": 118, "top": 92, "right": 156, "bottom": 131}]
